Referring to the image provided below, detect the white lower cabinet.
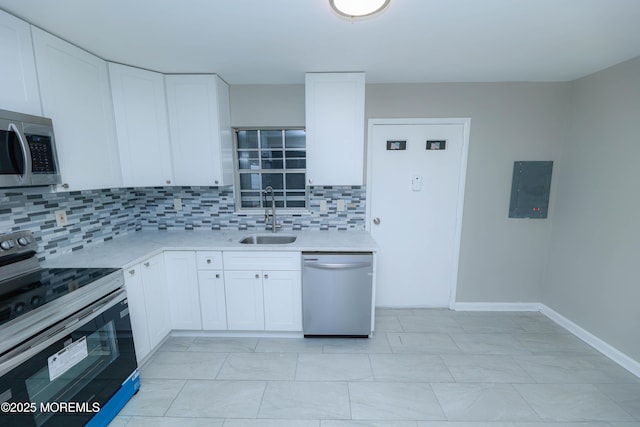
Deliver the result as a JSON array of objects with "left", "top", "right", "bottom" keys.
[
  {"left": 196, "top": 251, "right": 227, "bottom": 330},
  {"left": 223, "top": 251, "right": 302, "bottom": 332},
  {"left": 130, "top": 250, "right": 302, "bottom": 340},
  {"left": 123, "top": 252, "right": 171, "bottom": 362},
  {"left": 165, "top": 251, "right": 201, "bottom": 330},
  {"left": 198, "top": 270, "right": 227, "bottom": 330},
  {"left": 262, "top": 270, "right": 302, "bottom": 331},
  {"left": 123, "top": 264, "right": 150, "bottom": 363},
  {"left": 224, "top": 270, "right": 265, "bottom": 330}
]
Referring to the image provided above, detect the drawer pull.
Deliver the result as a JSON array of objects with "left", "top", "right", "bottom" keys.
[
  {"left": 255, "top": 274, "right": 260, "bottom": 279},
  {"left": 207, "top": 259, "right": 212, "bottom": 264},
  {"left": 264, "top": 274, "right": 269, "bottom": 279}
]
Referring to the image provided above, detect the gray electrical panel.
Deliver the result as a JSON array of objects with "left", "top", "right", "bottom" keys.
[{"left": 509, "top": 161, "right": 553, "bottom": 218}]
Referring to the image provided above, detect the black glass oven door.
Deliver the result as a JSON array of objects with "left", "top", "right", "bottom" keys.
[{"left": 0, "top": 293, "right": 136, "bottom": 427}]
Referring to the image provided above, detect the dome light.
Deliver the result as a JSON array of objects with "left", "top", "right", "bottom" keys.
[{"left": 329, "top": 0, "right": 391, "bottom": 19}]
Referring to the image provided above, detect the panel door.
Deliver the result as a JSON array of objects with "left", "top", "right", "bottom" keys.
[
  {"left": 305, "top": 72, "right": 365, "bottom": 185},
  {"left": 32, "top": 27, "right": 122, "bottom": 191},
  {"left": 198, "top": 270, "right": 227, "bottom": 330},
  {"left": 263, "top": 270, "right": 302, "bottom": 331},
  {"left": 224, "top": 270, "right": 264, "bottom": 330},
  {"left": 0, "top": 11, "right": 41, "bottom": 115},
  {"left": 368, "top": 121, "right": 469, "bottom": 307},
  {"left": 140, "top": 253, "right": 171, "bottom": 348},
  {"left": 123, "top": 265, "right": 151, "bottom": 362},
  {"left": 165, "top": 251, "right": 201, "bottom": 330},
  {"left": 109, "top": 63, "right": 173, "bottom": 186}
]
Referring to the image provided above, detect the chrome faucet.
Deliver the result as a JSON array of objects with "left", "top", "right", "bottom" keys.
[{"left": 263, "top": 186, "right": 280, "bottom": 233}]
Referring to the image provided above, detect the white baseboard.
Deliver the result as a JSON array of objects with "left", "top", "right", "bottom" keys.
[
  {"left": 539, "top": 304, "right": 640, "bottom": 378},
  {"left": 451, "top": 301, "right": 640, "bottom": 378},
  {"left": 452, "top": 302, "right": 542, "bottom": 312}
]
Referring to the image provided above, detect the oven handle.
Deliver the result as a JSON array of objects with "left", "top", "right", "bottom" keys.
[{"left": 0, "top": 288, "right": 127, "bottom": 377}]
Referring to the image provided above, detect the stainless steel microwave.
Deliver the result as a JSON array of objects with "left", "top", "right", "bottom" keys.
[{"left": 0, "top": 109, "right": 61, "bottom": 188}]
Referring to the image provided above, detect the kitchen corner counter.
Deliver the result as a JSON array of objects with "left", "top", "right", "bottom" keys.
[{"left": 42, "top": 230, "right": 378, "bottom": 269}]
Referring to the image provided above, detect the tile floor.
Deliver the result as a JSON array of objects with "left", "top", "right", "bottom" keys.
[{"left": 111, "top": 309, "right": 640, "bottom": 426}]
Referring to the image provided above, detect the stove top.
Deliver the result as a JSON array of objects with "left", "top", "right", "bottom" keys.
[{"left": 0, "top": 267, "right": 119, "bottom": 326}]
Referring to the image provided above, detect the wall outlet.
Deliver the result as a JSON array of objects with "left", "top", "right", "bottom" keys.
[
  {"left": 54, "top": 209, "right": 68, "bottom": 227},
  {"left": 337, "top": 199, "right": 346, "bottom": 212},
  {"left": 319, "top": 200, "right": 328, "bottom": 213},
  {"left": 173, "top": 198, "right": 182, "bottom": 211}
]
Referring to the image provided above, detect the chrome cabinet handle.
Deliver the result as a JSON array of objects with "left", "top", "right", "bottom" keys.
[
  {"left": 128, "top": 269, "right": 135, "bottom": 275},
  {"left": 215, "top": 273, "right": 220, "bottom": 279},
  {"left": 264, "top": 273, "right": 269, "bottom": 279},
  {"left": 143, "top": 262, "right": 150, "bottom": 267},
  {"left": 255, "top": 274, "right": 260, "bottom": 279},
  {"left": 373, "top": 217, "right": 381, "bottom": 225},
  {"left": 206, "top": 259, "right": 212, "bottom": 264}
]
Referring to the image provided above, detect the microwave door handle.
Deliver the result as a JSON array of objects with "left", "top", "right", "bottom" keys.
[{"left": 8, "top": 122, "right": 32, "bottom": 179}]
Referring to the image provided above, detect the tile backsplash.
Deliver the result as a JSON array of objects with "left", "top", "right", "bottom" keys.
[{"left": 0, "top": 186, "right": 366, "bottom": 261}]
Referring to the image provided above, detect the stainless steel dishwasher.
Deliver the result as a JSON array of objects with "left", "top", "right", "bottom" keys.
[{"left": 302, "top": 252, "right": 373, "bottom": 337}]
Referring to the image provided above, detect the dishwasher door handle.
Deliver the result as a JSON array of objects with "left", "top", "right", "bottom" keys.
[{"left": 303, "top": 261, "right": 372, "bottom": 270}]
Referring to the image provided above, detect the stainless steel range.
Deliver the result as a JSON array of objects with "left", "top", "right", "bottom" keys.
[{"left": 0, "top": 230, "right": 139, "bottom": 427}]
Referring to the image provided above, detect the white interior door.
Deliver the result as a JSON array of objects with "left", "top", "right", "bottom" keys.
[{"left": 367, "top": 119, "right": 469, "bottom": 308}]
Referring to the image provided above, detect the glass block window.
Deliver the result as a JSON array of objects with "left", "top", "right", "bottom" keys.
[{"left": 234, "top": 129, "right": 307, "bottom": 210}]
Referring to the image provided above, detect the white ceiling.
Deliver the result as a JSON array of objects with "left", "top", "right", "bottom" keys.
[{"left": 2, "top": 0, "right": 640, "bottom": 84}]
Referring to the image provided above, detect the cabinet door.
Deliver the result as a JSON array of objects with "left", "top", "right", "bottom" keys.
[
  {"left": 224, "top": 270, "right": 264, "bottom": 330},
  {"left": 140, "top": 253, "right": 171, "bottom": 348},
  {"left": 165, "top": 251, "right": 201, "bottom": 330},
  {"left": 123, "top": 265, "right": 151, "bottom": 362},
  {"left": 305, "top": 72, "right": 365, "bottom": 185},
  {"left": 198, "top": 270, "right": 227, "bottom": 330},
  {"left": 0, "top": 11, "right": 41, "bottom": 115},
  {"left": 263, "top": 270, "right": 302, "bottom": 331},
  {"left": 165, "top": 74, "right": 233, "bottom": 186},
  {"left": 109, "top": 63, "right": 173, "bottom": 187},
  {"left": 32, "top": 28, "right": 122, "bottom": 191}
]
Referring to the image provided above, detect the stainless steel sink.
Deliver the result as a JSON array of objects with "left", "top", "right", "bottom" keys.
[{"left": 239, "top": 235, "right": 297, "bottom": 245}]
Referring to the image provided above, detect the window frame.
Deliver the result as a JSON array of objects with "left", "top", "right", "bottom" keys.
[{"left": 233, "top": 127, "right": 308, "bottom": 213}]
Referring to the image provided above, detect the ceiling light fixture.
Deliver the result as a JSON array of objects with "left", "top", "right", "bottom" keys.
[{"left": 329, "top": 0, "right": 391, "bottom": 19}]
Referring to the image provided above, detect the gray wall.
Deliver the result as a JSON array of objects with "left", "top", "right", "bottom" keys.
[
  {"left": 230, "top": 84, "right": 305, "bottom": 127},
  {"left": 230, "top": 82, "right": 571, "bottom": 304},
  {"left": 544, "top": 57, "right": 640, "bottom": 362},
  {"left": 366, "top": 83, "right": 570, "bottom": 303}
]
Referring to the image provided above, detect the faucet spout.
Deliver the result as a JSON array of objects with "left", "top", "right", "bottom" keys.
[{"left": 263, "top": 186, "right": 280, "bottom": 233}]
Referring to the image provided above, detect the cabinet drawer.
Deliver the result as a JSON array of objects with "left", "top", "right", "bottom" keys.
[
  {"left": 223, "top": 251, "right": 300, "bottom": 271},
  {"left": 197, "top": 251, "right": 224, "bottom": 270}
]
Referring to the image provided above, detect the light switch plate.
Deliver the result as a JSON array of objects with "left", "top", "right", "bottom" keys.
[
  {"left": 173, "top": 198, "right": 182, "bottom": 211},
  {"left": 55, "top": 210, "right": 68, "bottom": 227},
  {"left": 337, "top": 200, "right": 346, "bottom": 212},
  {"left": 319, "top": 200, "right": 328, "bottom": 213}
]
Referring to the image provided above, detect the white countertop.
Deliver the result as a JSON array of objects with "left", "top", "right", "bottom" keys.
[{"left": 43, "top": 230, "right": 378, "bottom": 269}]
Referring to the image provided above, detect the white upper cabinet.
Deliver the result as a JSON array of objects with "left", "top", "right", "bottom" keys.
[
  {"left": 32, "top": 28, "right": 122, "bottom": 191},
  {"left": 305, "top": 72, "right": 366, "bottom": 186},
  {"left": 0, "top": 11, "right": 41, "bottom": 115},
  {"left": 165, "top": 74, "right": 233, "bottom": 186},
  {"left": 109, "top": 63, "right": 173, "bottom": 187}
]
